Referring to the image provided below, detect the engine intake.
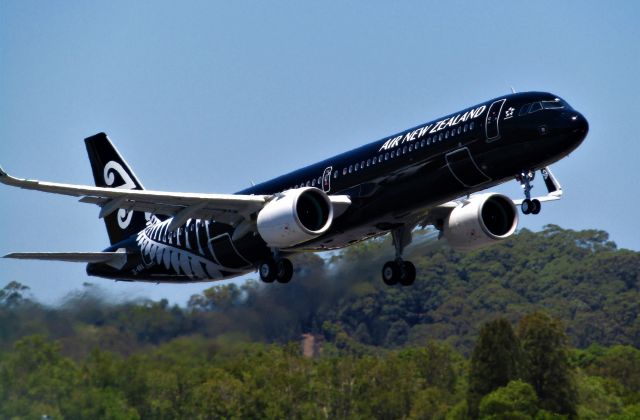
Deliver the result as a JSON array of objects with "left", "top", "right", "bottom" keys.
[
  {"left": 257, "top": 187, "right": 333, "bottom": 248},
  {"left": 443, "top": 193, "right": 518, "bottom": 252}
]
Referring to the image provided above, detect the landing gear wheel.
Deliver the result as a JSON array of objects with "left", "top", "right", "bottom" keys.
[
  {"left": 399, "top": 261, "right": 416, "bottom": 286},
  {"left": 530, "top": 199, "right": 541, "bottom": 215},
  {"left": 275, "top": 258, "right": 293, "bottom": 284},
  {"left": 259, "top": 259, "right": 276, "bottom": 283},
  {"left": 382, "top": 261, "right": 401, "bottom": 286},
  {"left": 521, "top": 199, "right": 532, "bottom": 215}
]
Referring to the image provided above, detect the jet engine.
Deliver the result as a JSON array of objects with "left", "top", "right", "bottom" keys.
[
  {"left": 257, "top": 187, "right": 333, "bottom": 248},
  {"left": 442, "top": 193, "right": 518, "bottom": 252}
]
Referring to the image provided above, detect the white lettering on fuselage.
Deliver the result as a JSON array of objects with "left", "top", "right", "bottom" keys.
[{"left": 378, "top": 105, "right": 486, "bottom": 152}]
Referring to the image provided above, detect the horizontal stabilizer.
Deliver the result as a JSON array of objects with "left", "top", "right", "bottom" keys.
[{"left": 4, "top": 250, "right": 128, "bottom": 269}]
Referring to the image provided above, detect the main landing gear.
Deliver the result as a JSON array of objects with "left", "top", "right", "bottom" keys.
[
  {"left": 517, "top": 170, "right": 541, "bottom": 215},
  {"left": 259, "top": 256, "right": 293, "bottom": 284},
  {"left": 381, "top": 227, "right": 416, "bottom": 286}
]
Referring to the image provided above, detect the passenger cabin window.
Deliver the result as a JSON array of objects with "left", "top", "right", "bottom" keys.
[
  {"left": 367, "top": 158, "right": 371, "bottom": 166},
  {"left": 403, "top": 145, "right": 407, "bottom": 154},
  {"left": 355, "top": 163, "right": 359, "bottom": 171},
  {"left": 409, "top": 144, "right": 413, "bottom": 152},
  {"left": 343, "top": 168, "right": 347, "bottom": 175},
  {"left": 349, "top": 165, "right": 353, "bottom": 173},
  {"left": 312, "top": 179, "right": 316, "bottom": 186},
  {"left": 470, "top": 122, "right": 475, "bottom": 130},
  {"left": 333, "top": 170, "right": 338, "bottom": 179}
]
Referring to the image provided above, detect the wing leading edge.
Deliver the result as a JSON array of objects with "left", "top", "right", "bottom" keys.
[{"left": 0, "top": 167, "right": 269, "bottom": 225}]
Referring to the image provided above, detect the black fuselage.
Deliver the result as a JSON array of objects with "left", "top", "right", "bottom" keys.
[{"left": 90, "top": 91, "right": 588, "bottom": 282}]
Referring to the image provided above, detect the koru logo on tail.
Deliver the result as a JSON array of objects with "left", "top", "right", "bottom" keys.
[{"left": 104, "top": 161, "right": 136, "bottom": 229}]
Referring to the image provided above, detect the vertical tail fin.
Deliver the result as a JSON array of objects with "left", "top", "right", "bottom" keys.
[{"left": 85, "top": 133, "right": 149, "bottom": 245}]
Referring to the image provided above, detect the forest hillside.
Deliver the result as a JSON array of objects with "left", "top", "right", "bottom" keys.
[{"left": 0, "top": 225, "right": 638, "bottom": 418}]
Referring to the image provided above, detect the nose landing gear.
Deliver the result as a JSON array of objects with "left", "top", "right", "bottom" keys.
[
  {"left": 381, "top": 227, "right": 416, "bottom": 286},
  {"left": 517, "top": 170, "right": 541, "bottom": 215},
  {"left": 515, "top": 167, "right": 563, "bottom": 215}
]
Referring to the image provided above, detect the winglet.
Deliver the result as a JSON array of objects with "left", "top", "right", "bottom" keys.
[{"left": 0, "top": 165, "right": 6, "bottom": 177}]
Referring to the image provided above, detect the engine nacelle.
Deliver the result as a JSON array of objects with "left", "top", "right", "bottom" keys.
[
  {"left": 257, "top": 187, "right": 333, "bottom": 248},
  {"left": 443, "top": 193, "right": 518, "bottom": 252}
]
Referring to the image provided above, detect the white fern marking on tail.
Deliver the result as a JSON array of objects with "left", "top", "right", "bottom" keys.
[{"left": 103, "top": 161, "right": 137, "bottom": 229}]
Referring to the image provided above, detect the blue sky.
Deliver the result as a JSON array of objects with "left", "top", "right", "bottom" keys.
[{"left": 1, "top": 1, "right": 638, "bottom": 305}]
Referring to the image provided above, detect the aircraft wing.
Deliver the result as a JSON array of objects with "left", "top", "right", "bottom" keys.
[
  {"left": 0, "top": 165, "right": 268, "bottom": 225},
  {"left": 0, "top": 166, "right": 351, "bottom": 227}
]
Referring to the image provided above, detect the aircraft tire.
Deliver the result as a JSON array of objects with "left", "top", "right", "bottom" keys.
[
  {"left": 276, "top": 258, "right": 294, "bottom": 284},
  {"left": 531, "top": 199, "right": 541, "bottom": 215},
  {"left": 521, "top": 199, "right": 532, "bottom": 215},
  {"left": 382, "top": 261, "right": 400, "bottom": 286},
  {"left": 399, "top": 261, "right": 416, "bottom": 286},
  {"left": 259, "top": 259, "right": 277, "bottom": 283}
]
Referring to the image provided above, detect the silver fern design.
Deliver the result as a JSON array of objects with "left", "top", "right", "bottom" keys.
[{"left": 135, "top": 217, "right": 250, "bottom": 280}]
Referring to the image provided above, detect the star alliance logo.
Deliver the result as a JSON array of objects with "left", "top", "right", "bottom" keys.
[{"left": 504, "top": 107, "right": 515, "bottom": 119}]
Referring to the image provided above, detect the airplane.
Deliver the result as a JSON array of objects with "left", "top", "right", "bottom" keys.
[{"left": 0, "top": 91, "right": 588, "bottom": 286}]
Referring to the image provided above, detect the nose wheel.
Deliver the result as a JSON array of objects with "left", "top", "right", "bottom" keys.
[
  {"left": 259, "top": 257, "right": 293, "bottom": 283},
  {"left": 521, "top": 198, "right": 541, "bottom": 215},
  {"left": 381, "top": 227, "right": 417, "bottom": 286},
  {"left": 517, "top": 170, "right": 542, "bottom": 215}
]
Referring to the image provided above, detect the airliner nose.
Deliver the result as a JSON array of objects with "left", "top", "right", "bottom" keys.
[{"left": 572, "top": 112, "right": 589, "bottom": 137}]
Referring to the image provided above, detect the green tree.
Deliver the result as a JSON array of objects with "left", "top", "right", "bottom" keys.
[
  {"left": 478, "top": 380, "right": 538, "bottom": 419},
  {"left": 0, "top": 281, "right": 30, "bottom": 306},
  {"left": 518, "top": 312, "right": 577, "bottom": 417},
  {"left": 467, "top": 318, "right": 522, "bottom": 418},
  {"left": 0, "top": 335, "right": 78, "bottom": 418}
]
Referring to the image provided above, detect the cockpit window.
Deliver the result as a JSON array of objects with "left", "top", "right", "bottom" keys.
[
  {"left": 519, "top": 104, "right": 531, "bottom": 116},
  {"left": 542, "top": 99, "right": 565, "bottom": 109},
  {"left": 529, "top": 102, "right": 542, "bottom": 113}
]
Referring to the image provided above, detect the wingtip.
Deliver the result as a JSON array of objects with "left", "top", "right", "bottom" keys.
[{"left": 0, "top": 165, "right": 6, "bottom": 177}]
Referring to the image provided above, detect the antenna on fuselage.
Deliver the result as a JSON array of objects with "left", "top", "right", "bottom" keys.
[
  {"left": 510, "top": 86, "right": 516, "bottom": 94},
  {"left": 250, "top": 180, "right": 256, "bottom": 187}
]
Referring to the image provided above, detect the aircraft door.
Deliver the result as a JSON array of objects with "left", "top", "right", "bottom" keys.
[
  {"left": 322, "top": 166, "right": 332, "bottom": 192},
  {"left": 485, "top": 99, "right": 506, "bottom": 141},
  {"left": 210, "top": 233, "right": 252, "bottom": 269},
  {"left": 445, "top": 147, "right": 491, "bottom": 187}
]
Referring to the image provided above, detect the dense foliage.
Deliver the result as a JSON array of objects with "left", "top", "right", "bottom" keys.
[{"left": 0, "top": 225, "right": 638, "bottom": 418}]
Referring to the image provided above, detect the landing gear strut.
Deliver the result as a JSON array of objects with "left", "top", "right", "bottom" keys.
[
  {"left": 517, "top": 170, "right": 541, "bottom": 215},
  {"left": 259, "top": 256, "right": 293, "bottom": 284},
  {"left": 381, "top": 227, "right": 416, "bottom": 286}
]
